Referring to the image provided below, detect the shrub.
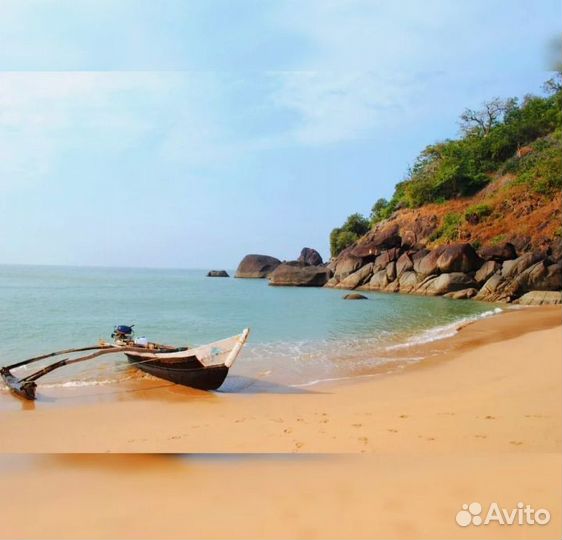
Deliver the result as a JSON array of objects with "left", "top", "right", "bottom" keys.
[
  {"left": 491, "top": 234, "right": 507, "bottom": 246},
  {"left": 430, "top": 212, "right": 463, "bottom": 242},
  {"left": 464, "top": 203, "right": 493, "bottom": 223},
  {"left": 370, "top": 198, "right": 392, "bottom": 225},
  {"left": 330, "top": 213, "right": 371, "bottom": 257}
]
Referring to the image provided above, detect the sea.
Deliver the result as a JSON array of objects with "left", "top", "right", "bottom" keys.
[{"left": 0, "top": 265, "right": 502, "bottom": 395}]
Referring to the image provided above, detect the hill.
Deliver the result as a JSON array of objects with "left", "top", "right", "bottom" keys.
[{"left": 326, "top": 74, "right": 562, "bottom": 304}]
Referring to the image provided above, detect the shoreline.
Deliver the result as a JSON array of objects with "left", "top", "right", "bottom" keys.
[{"left": 0, "top": 305, "right": 559, "bottom": 453}]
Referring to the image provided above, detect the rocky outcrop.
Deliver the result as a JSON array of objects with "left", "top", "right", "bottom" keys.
[
  {"left": 298, "top": 247, "right": 323, "bottom": 266},
  {"left": 324, "top": 218, "right": 560, "bottom": 303},
  {"left": 269, "top": 264, "right": 331, "bottom": 287},
  {"left": 336, "top": 263, "right": 374, "bottom": 289},
  {"left": 515, "top": 291, "right": 562, "bottom": 305},
  {"left": 436, "top": 243, "right": 482, "bottom": 273},
  {"left": 479, "top": 242, "right": 517, "bottom": 262},
  {"left": 475, "top": 260, "right": 500, "bottom": 284},
  {"left": 415, "top": 273, "right": 476, "bottom": 296},
  {"left": 235, "top": 255, "right": 281, "bottom": 278},
  {"left": 333, "top": 252, "right": 365, "bottom": 280},
  {"left": 343, "top": 293, "right": 368, "bottom": 300},
  {"left": 443, "top": 288, "right": 478, "bottom": 300},
  {"left": 207, "top": 270, "right": 229, "bottom": 277}
]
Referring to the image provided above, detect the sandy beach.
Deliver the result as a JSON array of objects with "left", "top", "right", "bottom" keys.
[
  {"left": 0, "top": 306, "right": 560, "bottom": 538},
  {"left": 0, "top": 306, "right": 560, "bottom": 454}
]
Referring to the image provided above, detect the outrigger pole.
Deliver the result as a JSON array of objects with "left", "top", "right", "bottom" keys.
[{"left": 1, "top": 344, "right": 160, "bottom": 401}]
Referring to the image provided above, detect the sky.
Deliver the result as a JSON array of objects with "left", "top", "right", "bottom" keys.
[{"left": 0, "top": 0, "right": 560, "bottom": 268}]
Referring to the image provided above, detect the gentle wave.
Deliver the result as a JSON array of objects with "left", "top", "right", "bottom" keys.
[
  {"left": 0, "top": 308, "right": 504, "bottom": 393},
  {"left": 385, "top": 308, "right": 503, "bottom": 351}
]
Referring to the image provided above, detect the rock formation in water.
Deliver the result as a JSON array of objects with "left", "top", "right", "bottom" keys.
[
  {"left": 298, "top": 247, "right": 323, "bottom": 266},
  {"left": 235, "top": 254, "right": 281, "bottom": 278},
  {"left": 207, "top": 270, "right": 229, "bottom": 277}
]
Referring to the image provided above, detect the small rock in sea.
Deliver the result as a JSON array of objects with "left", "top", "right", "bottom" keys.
[
  {"left": 343, "top": 293, "right": 368, "bottom": 300},
  {"left": 207, "top": 270, "right": 230, "bottom": 277}
]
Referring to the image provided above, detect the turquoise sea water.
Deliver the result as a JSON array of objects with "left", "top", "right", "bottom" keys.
[{"left": 0, "top": 265, "right": 500, "bottom": 391}]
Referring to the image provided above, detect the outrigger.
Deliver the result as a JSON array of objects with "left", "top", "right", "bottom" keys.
[{"left": 0, "top": 325, "right": 250, "bottom": 400}]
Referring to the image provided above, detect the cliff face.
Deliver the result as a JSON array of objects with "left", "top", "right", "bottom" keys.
[{"left": 326, "top": 173, "right": 562, "bottom": 304}]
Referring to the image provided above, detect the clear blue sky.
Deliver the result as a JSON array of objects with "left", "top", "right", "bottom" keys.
[{"left": 0, "top": 0, "right": 559, "bottom": 268}]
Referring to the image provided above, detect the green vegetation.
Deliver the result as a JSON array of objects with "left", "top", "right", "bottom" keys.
[
  {"left": 329, "top": 74, "right": 561, "bottom": 256},
  {"left": 369, "top": 73, "right": 562, "bottom": 215},
  {"left": 490, "top": 234, "right": 507, "bottom": 246},
  {"left": 329, "top": 213, "right": 370, "bottom": 257},
  {"left": 429, "top": 212, "right": 463, "bottom": 242},
  {"left": 464, "top": 203, "right": 493, "bottom": 223}
]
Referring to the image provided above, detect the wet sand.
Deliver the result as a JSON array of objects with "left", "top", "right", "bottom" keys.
[{"left": 0, "top": 306, "right": 560, "bottom": 454}]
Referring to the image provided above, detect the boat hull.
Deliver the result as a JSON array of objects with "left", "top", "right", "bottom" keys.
[{"left": 126, "top": 354, "right": 229, "bottom": 390}]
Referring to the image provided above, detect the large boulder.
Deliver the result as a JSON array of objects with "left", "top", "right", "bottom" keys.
[
  {"left": 475, "top": 260, "right": 500, "bottom": 284},
  {"left": 416, "top": 246, "right": 446, "bottom": 277},
  {"left": 333, "top": 254, "right": 364, "bottom": 280},
  {"left": 366, "top": 269, "right": 390, "bottom": 290},
  {"left": 501, "top": 252, "right": 541, "bottom": 279},
  {"left": 443, "top": 288, "right": 478, "bottom": 300},
  {"left": 479, "top": 242, "right": 517, "bottom": 262},
  {"left": 436, "top": 243, "right": 483, "bottom": 273},
  {"left": 371, "top": 222, "right": 402, "bottom": 249},
  {"left": 474, "top": 273, "right": 510, "bottom": 302},
  {"left": 269, "top": 264, "right": 331, "bottom": 287},
  {"left": 298, "top": 247, "right": 323, "bottom": 266},
  {"left": 207, "top": 270, "right": 229, "bottom": 277},
  {"left": 374, "top": 248, "right": 401, "bottom": 270},
  {"left": 509, "top": 261, "right": 562, "bottom": 294},
  {"left": 515, "top": 291, "right": 562, "bottom": 305},
  {"left": 343, "top": 293, "right": 368, "bottom": 300},
  {"left": 336, "top": 263, "right": 374, "bottom": 290},
  {"left": 235, "top": 254, "right": 281, "bottom": 278},
  {"left": 398, "top": 271, "right": 418, "bottom": 293},
  {"left": 416, "top": 272, "right": 476, "bottom": 296},
  {"left": 324, "top": 277, "right": 339, "bottom": 288},
  {"left": 396, "top": 252, "right": 414, "bottom": 277}
]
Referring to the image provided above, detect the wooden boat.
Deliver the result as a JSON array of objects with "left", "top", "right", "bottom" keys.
[
  {"left": 125, "top": 331, "right": 250, "bottom": 390},
  {"left": 0, "top": 327, "right": 250, "bottom": 400}
]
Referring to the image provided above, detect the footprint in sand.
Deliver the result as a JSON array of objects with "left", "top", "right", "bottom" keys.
[
  {"left": 426, "top": 437, "right": 435, "bottom": 441},
  {"left": 234, "top": 418, "right": 246, "bottom": 423},
  {"left": 387, "top": 428, "right": 398, "bottom": 433},
  {"left": 399, "top": 415, "right": 408, "bottom": 419},
  {"left": 270, "top": 417, "right": 284, "bottom": 423},
  {"left": 283, "top": 428, "right": 292, "bottom": 434},
  {"left": 169, "top": 435, "right": 181, "bottom": 440},
  {"left": 352, "top": 423, "right": 363, "bottom": 428},
  {"left": 320, "top": 418, "right": 329, "bottom": 424},
  {"left": 510, "top": 441, "right": 523, "bottom": 446},
  {"left": 358, "top": 436, "right": 368, "bottom": 445},
  {"left": 524, "top": 414, "right": 545, "bottom": 419},
  {"left": 484, "top": 415, "right": 496, "bottom": 420},
  {"left": 474, "top": 434, "right": 487, "bottom": 439},
  {"left": 295, "top": 441, "right": 304, "bottom": 449}
]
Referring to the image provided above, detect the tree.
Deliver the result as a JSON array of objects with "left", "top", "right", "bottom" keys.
[
  {"left": 543, "top": 72, "right": 562, "bottom": 95},
  {"left": 460, "top": 98, "right": 507, "bottom": 137},
  {"left": 329, "top": 213, "right": 370, "bottom": 257},
  {"left": 342, "top": 213, "right": 370, "bottom": 236},
  {"left": 370, "top": 198, "right": 390, "bottom": 224}
]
